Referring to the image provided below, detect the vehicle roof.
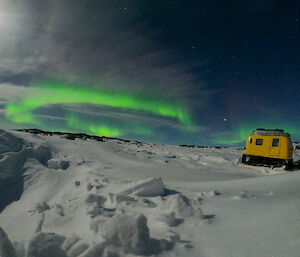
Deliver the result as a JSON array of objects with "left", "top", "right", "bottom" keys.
[{"left": 250, "top": 128, "right": 290, "bottom": 137}]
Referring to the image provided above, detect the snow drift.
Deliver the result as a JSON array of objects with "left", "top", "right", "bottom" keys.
[
  {"left": 0, "top": 130, "right": 52, "bottom": 212},
  {"left": 0, "top": 129, "right": 300, "bottom": 257}
]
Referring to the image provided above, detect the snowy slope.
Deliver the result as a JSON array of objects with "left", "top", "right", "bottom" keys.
[{"left": 0, "top": 129, "right": 300, "bottom": 257}]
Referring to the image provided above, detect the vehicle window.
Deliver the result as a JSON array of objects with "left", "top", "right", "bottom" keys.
[
  {"left": 256, "top": 139, "right": 263, "bottom": 145},
  {"left": 272, "top": 138, "right": 279, "bottom": 147},
  {"left": 250, "top": 138, "right": 252, "bottom": 144}
]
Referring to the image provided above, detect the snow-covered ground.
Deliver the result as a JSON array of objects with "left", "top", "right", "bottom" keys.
[{"left": 1, "top": 129, "right": 300, "bottom": 257}]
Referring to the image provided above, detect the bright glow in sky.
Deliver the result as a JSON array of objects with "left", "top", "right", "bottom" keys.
[
  {"left": 66, "top": 113, "right": 153, "bottom": 138},
  {"left": 0, "top": 1, "right": 299, "bottom": 145},
  {"left": 5, "top": 80, "right": 193, "bottom": 137}
]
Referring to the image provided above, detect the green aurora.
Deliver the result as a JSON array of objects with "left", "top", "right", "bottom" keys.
[
  {"left": 6, "top": 81, "right": 192, "bottom": 125},
  {"left": 66, "top": 113, "right": 153, "bottom": 137},
  {"left": 214, "top": 124, "right": 300, "bottom": 145},
  {"left": 5, "top": 81, "right": 193, "bottom": 137},
  {"left": 5, "top": 81, "right": 298, "bottom": 144}
]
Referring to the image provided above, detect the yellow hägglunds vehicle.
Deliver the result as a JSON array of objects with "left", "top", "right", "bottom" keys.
[{"left": 241, "top": 128, "right": 294, "bottom": 170}]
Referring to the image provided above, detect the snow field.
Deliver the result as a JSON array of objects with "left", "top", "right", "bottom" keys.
[{"left": 0, "top": 130, "right": 300, "bottom": 257}]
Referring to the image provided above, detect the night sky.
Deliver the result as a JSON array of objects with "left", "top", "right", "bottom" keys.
[{"left": 0, "top": 0, "right": 299, "bottom": 145}]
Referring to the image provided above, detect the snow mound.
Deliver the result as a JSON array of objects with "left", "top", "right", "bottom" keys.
[
  {"left": 27, "top": 232, "right": 66, "bottom": 257},
  {"left": 157, "top": 194, "right": 203, "bottom": 218},
  {"left": 0, "top": 130, "right": 52, "bottom": 213},
  {"left": 101, "top": 214, "right": 150, "bottom": 255},
  {"left": 116, "top": 177, "right": 164, "bottom": 198},
  {"left": 155, "top": 212, "right": 184, "bottom": 227},
  {"left": 0, "top": 131, "right": 28, "bottom": 213},
  {"left": 101, "top": 214, "right": 173, "bottom": 255}
]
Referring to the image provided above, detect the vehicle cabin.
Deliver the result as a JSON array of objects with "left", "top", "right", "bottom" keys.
[{"left": 242, "top": 129, "right": 293, "bottom": 167}]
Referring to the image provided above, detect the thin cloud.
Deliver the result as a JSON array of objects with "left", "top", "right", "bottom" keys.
[{"left": 0, "top": 1, "right": 209, "bottom": 143}]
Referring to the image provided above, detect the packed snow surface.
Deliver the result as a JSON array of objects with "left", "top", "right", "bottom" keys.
[{"left": 0, "top": 129, "right": 300, "bottom": 257}]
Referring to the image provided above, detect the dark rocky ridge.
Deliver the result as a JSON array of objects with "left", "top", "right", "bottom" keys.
[
  {"left": 16, "top": 129, "right": 234, "bottom": 149},
  {"left": 16, "top": 129, "right": 141, "bottom": 144}
]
